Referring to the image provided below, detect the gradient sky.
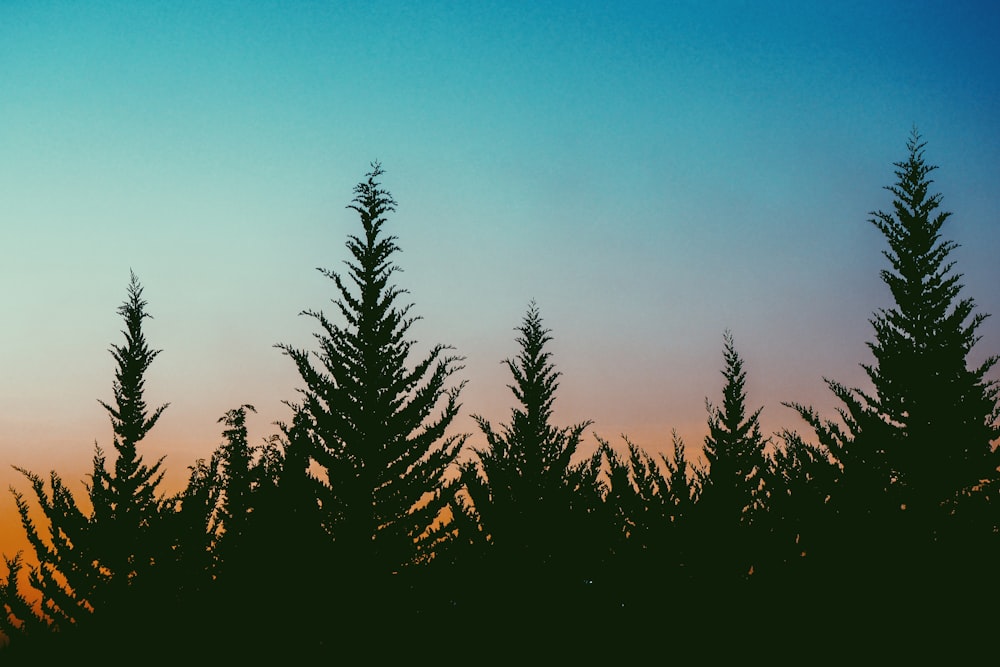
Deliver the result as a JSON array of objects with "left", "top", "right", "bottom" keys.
[{"left": 2, "top": 1, "right": 1000, "bottom": 554}]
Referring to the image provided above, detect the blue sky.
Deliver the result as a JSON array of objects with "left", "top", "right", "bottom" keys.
[{"left": 2, "top": 1, "right": 999, "bottom": 541}]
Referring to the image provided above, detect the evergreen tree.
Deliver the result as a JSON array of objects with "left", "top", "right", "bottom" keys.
[
  {"left": 0, "top": 272, "right": 173, "bottom": 649},
  {"left": 599, "top": 436, "right": 670, "bottom": 563},
  {"left": 2, "top": 468, "right": 94, "bottom": 636},
  {"left": 866, "top": 132, "right": 1000, "bottom": 510},
  {"left": 787, "top": 130, "right": 1000, "bottom": 587},
  {"left": 0, "top": 553, "right": 48, "bottom": 641},
  {"left": 276, "top": 163, "right": 467, "bottom": 585},
  {"left": 661, "top": 429, "right": 699, "bottom": 583},
  {"left": 696, "top": 331, "right": 769, "bottom": 581},
  {"left": 180, "top": 404, "right": 301, "bottom": 651},
  {"left": 700, "top": 331, "right": 768, "bottom": 522},
  {"left": 455, "top": 302, "right": 601, "bottom": 616},
  {"left": 602, "top": 431, "right": 699, "bottom": 559},
  {"left": 87, "top": 271, "right": 172, "bottom": 617},
  {"left": 213, "top": 404, "right": 257, "bottom": 563},
  {"left": 596, "top": 433, "right": 697, "bottom": 610},
  {"left": 760, "top": 430, "right": 839, "bottom": 584},
  {"left": 166, "top": 452, "right": 221, "bottom": 602},
  {"left": 663, "top": 430, "right": 698, "bottom": 523}
]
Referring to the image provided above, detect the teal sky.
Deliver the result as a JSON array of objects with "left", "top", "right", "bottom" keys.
[{"left": 2, "top": 0, "right": 999, "bottom": 526}]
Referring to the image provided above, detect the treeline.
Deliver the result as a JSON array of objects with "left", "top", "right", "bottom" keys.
[{"left": 2, "top": 132, "right": 999, "bottom": 659}]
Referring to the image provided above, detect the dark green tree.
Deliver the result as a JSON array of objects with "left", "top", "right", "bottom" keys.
[
  {"left": 172, "top": 404, "right": 269, "bottom": 588},
  {"left": 458, "top": 303, "right": 596, "bottom": 552},
  {"left": 454, "top": 302, "right": 602, "bottom": 616},
  {"left": 0, "top": 553, "right": 49, "bottom": 641},
  {"left": 866, "top": 132, "right": 999, "bottom": 510},
  {"left": 700, "top": 331, "right": 768, "bottom": 522},
  {"left": 597, "top": 432, "right": 702, "bottom": 612},
  {"left": 0, "top": 272, "right": 173, "bottom": 650},
  {"left": 87, "top": 271, "right": 172, "bottom": 614},
  {"left": 178, "top": 404, "right": 299, "bottom": 650},
  {"left": 602, "top": 431, "right": 699, "bottom": 553},
  {"left": 663, "top": 430, "right": 698, "bottom": 524},
  {"left": 165, "top": 452, "right": 221, "bottom": 600},
  {"left": 1, "top": 468, "right": 93, "bottom": 638},
  {"left": 603, "top": 430, "right": 700, "bottom": 620},
  {"left": 599, "top": 436, "right": 670, "bottom": 563},
  {"left": 696, "top": 331, "right": 769, "bottom": 581},
  {"left": 758, "top": 429, "right": 839, "bottom": 589},
  {"left": 787, "top": 130, "right": 1000, "bottom": 588},
  {"left": 276, "top": 163, "right": 468, "bottom": 584},
  {"left": 212, "top": 404, "right": 257, "bottom": 562}
]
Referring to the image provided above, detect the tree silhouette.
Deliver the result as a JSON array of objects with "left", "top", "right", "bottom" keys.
[
  {"left": 663, "top": 430, "right": 699, "bottom": 523},
  {"left": 454, "top": 302, "right": 602, "bottom": 619},
  {"left": 169, "top": 404, "right": 298, "bottom": 651},
  {"left": 701, "top": 332, "right": 768, "bottom": 521},
  {"left": 87, "top": 271, "right": 173, "bottom": 623},
  {"left": 600, "top": 436, "right": 670, "bottom": 566},
  {"left": 0, "top": 553, "right": 49, "bottom": 641},
  {"left": 276, "top": 163, "right": 468, "bottom": 598},
  {"left": 866, "top": 133, "right": 1000, "bottom": 511},
  {"left": 211, "top": 404, "right": 258, "bottom": 565},
  {"left": 169, "top": 404, "right": 272, "bottom": 591},
  {"left": 596, "top": 428, "right": 702, "bottom": 617},
  {"left": 4, "top": 139, "right": 999, "bottom": 656},
  {"left": 786, "top": 130, "right": 1000, "bottom": 591},
  {"left": 163, "top": 449, "right": 220, "bottom": 615},
  {"left": 696, "top": 331, "right": 769, "bottom": 582},
  {"left": 757, "top": 428, "right": 839, "bottom": 603},
  {"left": 0, "top": 272, "right": 174, "bottom": 651}
]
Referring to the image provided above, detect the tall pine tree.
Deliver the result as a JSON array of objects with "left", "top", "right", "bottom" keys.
[
  {"left": 696, "top": 331, "right": 769, "bottom": 582},
  {"left": 700, "top": 330, "right": 768, "bottom": 525},
  {"left": 787, "top": 130, "right": 1000, "bottom": 590},
  {"left": 87, "top": 271, "right": 172, "bottom": 618},
  {"left": 454, "top": 302, "right": 602, "bottom": 619},
  {"left": 276, "top": 163, "right": 467, "bottom": 586},
  {"left": 866, "top": 132, "right": 1000, "bottom": 511},
  {"left": 0, "top": 271, "right": 173, "bottom": 650}
]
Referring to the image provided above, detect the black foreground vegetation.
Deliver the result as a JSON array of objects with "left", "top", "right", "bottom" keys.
[{"left": 2, "top": 134, "right": 999, "bottom": 659}]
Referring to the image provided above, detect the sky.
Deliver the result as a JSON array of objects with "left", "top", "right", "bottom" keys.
[{"left": 2, "top": 1, "right": 1000, "bottom": 555}]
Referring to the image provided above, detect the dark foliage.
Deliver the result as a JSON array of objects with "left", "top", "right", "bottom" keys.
[
  {"left": 449, "top": 302, "right": 604, "bottom": 619},
  {"left": 694, "top": 331, "right": 769, "bottom": 582},
  {"left": 272, "top": 163, "right": 468, "bottom": 638},
  {"left": 785, "top": 130, "right": 1000, "bottom": 596},
  {"left": 3, "top": 142, "right": 999, "bottom": 657},
  {"left": 0, "top": 272, "right": 182, "bottom": 654}
]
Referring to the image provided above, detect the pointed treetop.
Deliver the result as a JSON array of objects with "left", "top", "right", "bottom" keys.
[{"left": 98, "top": 271, "right": 169, "bottom": 454}]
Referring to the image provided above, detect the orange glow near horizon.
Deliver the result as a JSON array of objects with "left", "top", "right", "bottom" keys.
[{"left": 0, "top": 394, "right": 810, "bottom": 573}]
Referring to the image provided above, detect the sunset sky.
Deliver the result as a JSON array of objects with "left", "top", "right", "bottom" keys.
[{"left": 2, "top": 1, "right": 1000, "bottom": 553}]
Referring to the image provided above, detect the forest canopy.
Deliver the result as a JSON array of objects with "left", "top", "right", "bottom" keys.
[{"left": 2, "top": 135, "right": 998, "bottom": 660}]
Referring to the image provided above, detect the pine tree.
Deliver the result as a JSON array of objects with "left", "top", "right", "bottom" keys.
[
  {"left": 0, "top": 553, "right": 48, "bottom": 641},
  {"left": 761, "top": 430, "right": 839, "bottom": 586},
  {"left": 456, "top": 302, "right": 601, "bottom": 617},
  {"left": 2, "top": 468, "right": 94, "bottom": 636},
  {"left": 180, "top": 404, "right": 300, "bottom": 651},
  {"left": 166, "top": 453, "right": 221, "bottom": 601},
  {"left": 596, "top": 433, "right": 697, "bottom": 611},
  {"left": 87, "top": 271, "right": 172, "bottom": 615},
  {"left": 696, "top": 331, "right": 769, "bottom": 581},
  {"left": 866, "top": 132, "right": 1000, "bottom": 511},
  {"left": 276, "top": 163, "right": 467, "bottom": 585},
  {"left": 603, "top": 431, "right": 699, "bottom": 552},
  {"left": 213, "top": 404, "right": 257, "bottom": 562},
  {"left": 787, "top": 130, "right": 1000, "bottom": 588},
  {"left": 700, "top": 331, "right": 768, "bottom": 521},
  {"left": 0, "top": 272, "right": 173, "bottom": 649},
  {"left": 599, "top": 436, "right": 671, "bottom": 563},
  {"left": 664, "top": 430, "right": 698, "bottom": 523}
]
